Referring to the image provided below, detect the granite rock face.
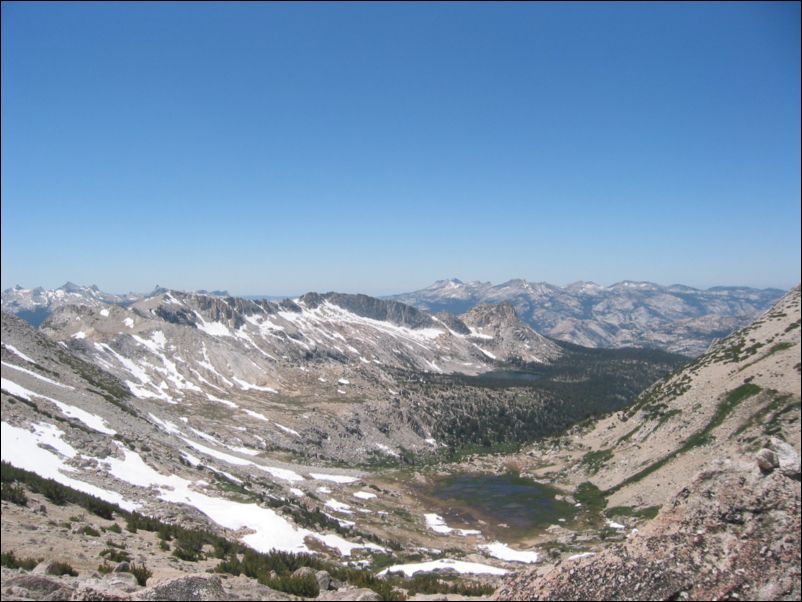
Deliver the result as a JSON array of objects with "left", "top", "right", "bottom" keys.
[{"left": 390, "top": 278, "right": 785, "bottom": 355}]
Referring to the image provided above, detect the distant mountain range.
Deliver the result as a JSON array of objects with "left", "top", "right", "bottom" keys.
[
  {"left": 0, "top": 283, "right": 228, "bottom": 327},
  {"left": 2, "top": 279, "right": 786, "bottom": 356},
  {"left": 388, "top": 279, "right": 786, "bottom": 355}
]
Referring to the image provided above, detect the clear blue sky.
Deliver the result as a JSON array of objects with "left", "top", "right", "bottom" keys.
[{"left": 2, "top": 2, "right": 800, "bottom": 296}]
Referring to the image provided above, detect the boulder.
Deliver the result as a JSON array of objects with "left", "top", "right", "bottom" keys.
[
  {"left": 291, "top": 566, "right": 316, "bottom": 579},
  {"left": 135, "top": 575, "right": 227, "bottom": 601},
  {"left": 317, "top": 587, "right": 382, "bottom": 601},
  {"left": 771, "top": 437, "right": 801, "bottom": 480},
  {"left": 315, "top": 570, "right": 332, "bottom": 591},
  {"left": 756, "top": 448, "right": 779, "bottom": 472},
  {"left": 3, "top": 574, "right": 71, "bottom": 599}
]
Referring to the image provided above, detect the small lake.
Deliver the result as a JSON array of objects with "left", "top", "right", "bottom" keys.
[{"left": 422, "top": 472, "right": 575, "bottom": 537}]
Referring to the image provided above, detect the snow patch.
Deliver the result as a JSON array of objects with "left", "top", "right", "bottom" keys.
[
  {"left": 1, "top": 422, "right": 137, "bottom": 511},
  {"left": 4, "top": 344, "right": 36, "bottom": 364},
  {"left": 1, "top": 378, "right": 115, "bottom": 435},
  {"left": 243, "top": 409, "right": 269, "bottom": 422},
  {"left": 424, "top": 513, "right": 481, "bottom": 536},
  {"left": 378, "top": 558, "right": 507, "bottom": 577},
  {"left": 1, "top": 361, "right": 75, "bottom": 390},
  {"left": 324, "top": 499, "right": 353, "bottom": 514},
  {"left": 310, "top": 473, "right": 360, "bottom": 484},
  {"left": 275, "top": 423, "right": 300, "bottom": 437},
  {"left": 479, "top": 541, "right": 538, "bottom": 563}
]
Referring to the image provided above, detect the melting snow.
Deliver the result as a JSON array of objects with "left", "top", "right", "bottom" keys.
[
  {"left": 1, "top": 422, "right": 138, "bottom": 511},
  {"left": 378, "top": 559, "right": 507, "bottom": 577},
  {"left": 473, "top": 344, "right": 497, "bottom": 359},
  {"left": 324, "top": 499, "right": 353, "bottom": 514},
  {"left": 232, "top": 377, "right": 277, "bottom": 393},
  {"left": 103, "top": 445, "right": 322, "bottom": 553},
  {"left": 1, "top": 361, "right": 75, "bottom": 390},
  {"left": 310, "top": 473, "right": 360, "bottom": 484},
  {"left": 424, "top": 513, "right": 481, "bottom": 536},
  {"left": 4, "top": 344, "right": 36, "bottom": 364},
  {"left": 180, "top": 437, "right": 304, "bottom": 482},
  {"left": 100, "top": 308, "right": 110, "bottom": 317},
  {"left": 242, "top": 409, "right": 269, "bottom": 422},
  {"left": 1, "top": 378, "right": 115, "bottom": 435},
  {"left": 375, "top": 443, "right": 399, "bottom": 457},
  {"left": 195, "top": 317, "right": 233, "bottom": 338},
  {"left": 206, "top": 393, "right": 238, "bottom": 408},
  {"left": 353, "top": 491, "right": 377, "bottom": 500},
  {"left": 275, "top": 423, "right": 300, "bottom": 437},
  {"left": 123, "top": 317, "right": 134, "bottom": 328},
  {"left": 181, "top": 452, "right": 202, "bottom": 466},
  {"left": 568, "top": 552, "right": 595, "bottom": 560},
  {"left": 479, "top": 541, "right": 539, "bottom": 563}
]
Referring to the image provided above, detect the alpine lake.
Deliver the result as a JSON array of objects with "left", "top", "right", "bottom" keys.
[{"left": 419, "top": 471, "right": 578, "bottom": 541}]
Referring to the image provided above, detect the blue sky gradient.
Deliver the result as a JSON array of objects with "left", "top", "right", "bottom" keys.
[{"left": 2, "top": 2, "right": 800, "bottom": 295}]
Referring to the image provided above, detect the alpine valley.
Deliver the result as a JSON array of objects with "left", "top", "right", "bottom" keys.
[{"left": 1, "top": 282, "right": 799, "bottom": 601}]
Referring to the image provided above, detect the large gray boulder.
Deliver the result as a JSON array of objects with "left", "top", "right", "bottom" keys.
[{"left": 135, "top": 575, "right": 226, "bottom": 601}]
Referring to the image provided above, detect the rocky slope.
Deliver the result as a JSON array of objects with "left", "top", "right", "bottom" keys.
[
  {"left": 494, "top": 285, "right": 801, "bottom": 600},
  {"left": 28, "top": 290, "right": 683, "bottom": 464},
  {"left": 0, "top": 284, "right": 692, "bottom": 600},
  {"left": 390, "top": 278, "right": 785, "bottom": 355},
  {"left": 1, "top": 310, "right": 504, "bottom": 599}
]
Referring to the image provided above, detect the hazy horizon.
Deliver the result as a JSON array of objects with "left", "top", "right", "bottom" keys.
[
  {"left": 2, "top": 275, "right": 794, "bottom": 300},
  {"left": 2, "top": 3, "right": 800, "bottom": 295}
]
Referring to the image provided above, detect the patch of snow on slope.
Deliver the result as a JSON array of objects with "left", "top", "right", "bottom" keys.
[
  {"left": 473, "top": 344, "right": 497, "bottom": 359},
  {"left": 206, "top": 393, "right": 238, "bottom": 408},
  {"left": 1, "top": 422, "right": 138, "bottom": 511},
  {"left": 424, "top": 513, "right": 481, "bottom": 536},
  {"left": 180, "top": 437, "right": 304, "bottom": 482},
  {"left": 375, "top": 443, "right": 399, "bottom": 457},
  {"left": 4, "top": 344, "right": 36, "bottom": 364},
  {"left": 103, "top": 445, "right": 315, "bottom": 553},
  {"left": 243, "top": 409, "right": 269, "bottom": 422},
  {"left": 275, "top": 423, "right": 300, "bottom": 437},
  {"left": 148, "top": 414, "right": 182, "bottom": 435},
  {"left": 232, "top": 377, "right": 277, "bottom": 393},
  {"left": 378, "top": 558, "right": 507, "bottom": 577},
  {"left": 479, "top": 541, "right": 538, "bottom": 563},
  {"left": 2, "top": 361, "right": 75, "bottom": 389},
  {"left": 195, "top": 314, "right": 233, "bottom": 337},
  {"left": 309, "top": 472, "right": 360, "bottom": 484},
  {"left": 1, "top": 378, "right": 115, "bottom": 435},
  {"left": 324, "top": 499, "right": 353, "bottom": 514}
]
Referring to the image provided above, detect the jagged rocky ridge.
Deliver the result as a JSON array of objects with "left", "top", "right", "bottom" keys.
[
  {"left": 494, "top": 285, "right": 801, "bottom": 600},
  {"left": 390, "top": 278, "right": 785, "bottom": 356}
]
